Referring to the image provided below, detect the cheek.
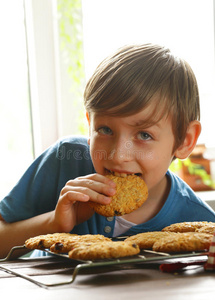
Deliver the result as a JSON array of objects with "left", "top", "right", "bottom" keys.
[
  {"left": 143, "top": 146, "right": 173, "bottom": 163},
  {"left": 140, "top": 156, "right": 167, "bottom": 188},
  {"left": 89, "top": 143, "right": 108, "bottom": 170},
  {"left": 136, "top": 149, "right": 160, "bottom": 164},
  {"left": 138, "top": 149, "right": 173, "bottom": 176}
]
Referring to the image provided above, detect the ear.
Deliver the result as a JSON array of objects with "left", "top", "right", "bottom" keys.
[
  {"left": 174, "top": 121, "right": 201, "bottom": 159},
  {"left": 86, "top": 112, "right": 91, "bottom": 145},
  {"left": 86, "top": 111, "right": 90, "bottom": 125}
]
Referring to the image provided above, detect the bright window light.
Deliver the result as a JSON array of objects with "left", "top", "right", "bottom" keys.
[{"left": 0, "top": 0, "right": 33, "bottom": 199}]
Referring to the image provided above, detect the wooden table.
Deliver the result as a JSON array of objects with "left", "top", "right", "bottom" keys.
[{"left": 0, "top": 251, "right": 215, "bottom": 300}]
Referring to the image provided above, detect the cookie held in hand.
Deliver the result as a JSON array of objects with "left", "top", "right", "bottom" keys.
[{"left": 89, "top": 174, "right": 148, "bottom": 217}]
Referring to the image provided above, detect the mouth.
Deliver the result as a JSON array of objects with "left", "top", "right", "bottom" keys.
[{"left": 105, "top": 169, "right": 142, "bottom": 178}]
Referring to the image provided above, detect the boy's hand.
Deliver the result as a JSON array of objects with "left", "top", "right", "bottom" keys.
[{"left": 53, "top": 174, "right": 116, "bottom": 233}]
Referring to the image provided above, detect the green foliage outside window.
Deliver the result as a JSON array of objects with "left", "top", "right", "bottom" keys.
[{"left": 57, "top": 0, "right": 87, "bottom": 135}]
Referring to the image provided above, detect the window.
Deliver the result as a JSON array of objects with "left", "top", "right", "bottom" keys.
[{"left": 0, "top": 0, "right": 34, "bottom": 199}]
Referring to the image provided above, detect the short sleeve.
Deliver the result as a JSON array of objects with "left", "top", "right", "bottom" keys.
[{"left": 0, "top": 136, "right": 94, "bottom": 223}]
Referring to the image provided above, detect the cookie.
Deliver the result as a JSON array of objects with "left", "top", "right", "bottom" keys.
[
  {"left": 196, "top": 224, "right": 215, "bottom": 235},
  {"left": 50, "top": 234, "right": 111, "bottom": 253},
  {"left": 89, "top": 174, "right": 148, "bottom": 217},
  {"left": 162, "top": 221, "right": 213, "bottom": 233},
  {"left": 125, "top": 231, "right": 176, "bottom": 249},
  {"left": 152, "top": 232, "right": 213, "bottom": 253},
  {"left": 25, "top": 233, "right": 77, "bottom": 250},
  {"left": 68, "top": 241, "right": 140, "bottom": 260}
]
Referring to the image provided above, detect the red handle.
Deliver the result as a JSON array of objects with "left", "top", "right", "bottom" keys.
[{"left": 160, "top": 261, "right": 206, "bottom": 272}]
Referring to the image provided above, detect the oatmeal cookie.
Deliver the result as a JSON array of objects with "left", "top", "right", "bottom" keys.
[
  {"left": 68, "top": 241, "right": 140, "bottom": 260},
  {"left": 50, "top": 234, "right": 111, "bottom": 253},
  {"left": 125, "top": 231, "right": 176, "bottom": 249},
  {"left": 153, "top": 232, "right": 213, "bottom": 252},
  {"left": 25, "top": 233, "right": 77, "bottom": 250},
  {"left": 196, "top": 223, "right": 215, "bottom": 235},
  {"left": 161, "top": 221, "right": 213, "bottom": 233},
  {"left": 89, "top": 174, "right": 148, "bottom": 217}
]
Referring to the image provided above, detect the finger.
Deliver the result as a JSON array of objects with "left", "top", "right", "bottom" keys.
[
  {"left": 65, "top": 178, "right": 116, "bottom": 198},
  {"left": 60, "top": 191, "right": 90, "bottom": 203},
  {"left": 62, "top": 186, "right": 112, "bottom": 205},
  {"left": 77, "top": 173, "right": 116, "bottom": 187}
]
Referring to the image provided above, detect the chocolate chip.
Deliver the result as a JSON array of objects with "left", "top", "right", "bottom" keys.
[
  {"left": 54, "top": 242, "right": 63, "bottom": 251},
  {"left": 38, "top": 240, "right": 45, "bottom": 249},
  {"left": 114, "top": 210, "right": 121, "bottom": 215}
]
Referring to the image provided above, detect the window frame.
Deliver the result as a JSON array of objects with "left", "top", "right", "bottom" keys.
[{"left": 24, "top": 0, "right": 60, "bottom": 157}]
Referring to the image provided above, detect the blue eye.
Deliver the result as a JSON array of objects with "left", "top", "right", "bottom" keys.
[
  {"left": 137, "top": 132, "right": 152, "bottom": 140},
  {"left": 98, "top": 126, "right": 113, "bottom": 135}
]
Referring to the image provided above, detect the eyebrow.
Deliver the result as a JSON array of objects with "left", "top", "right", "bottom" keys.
[{"left": 129, "top": 119, "right": 162, "bottom": 129}]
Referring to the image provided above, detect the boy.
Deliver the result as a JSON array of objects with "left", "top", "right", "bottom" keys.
[{"left": 0, "top": 44, "right": 215, "bottom": 258}]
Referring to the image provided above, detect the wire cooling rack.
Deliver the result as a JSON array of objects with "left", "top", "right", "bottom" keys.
[{"left": 0, "top": 245, "right": 208, "bottom": 289}]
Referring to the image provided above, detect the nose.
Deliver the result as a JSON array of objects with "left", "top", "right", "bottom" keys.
[{"left": 108, "top": 138, "right": 134, "bottom": 163}]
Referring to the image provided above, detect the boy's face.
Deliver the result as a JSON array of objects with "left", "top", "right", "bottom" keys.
[{"left": 87, "top": 103, "right": 176, "bottom": 196}]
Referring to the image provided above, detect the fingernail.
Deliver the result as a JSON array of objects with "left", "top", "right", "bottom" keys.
[
  {"left": 103, "top": 197, "right": 111, "bottom": 204},
  {"left": 80, "top": 194, "right": 89, "bottom": 201},
  {"left": 109, "top": 180, "right": 116, "bottom": 187},
  {"left": 108, "top": 188, "right": 116, "bottom": 196}
]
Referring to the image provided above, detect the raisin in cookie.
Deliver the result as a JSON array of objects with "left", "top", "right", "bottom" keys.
[
  {"left": 50, "top": 234, "right": 111, "bottom": 253},
  {"left": 162, "top": 221, "right": 213, "bottom": 233},
  {"left": 25, "top": 233, "right": 77, "bottom": 250},
  {"left": 153, "top": 232, "right": 213, "bottom": 253},
  {"left": 68, "top": 241, "right": 140, "bottom": 260},
  {"left": 89, "top": 174, "right": 148, "bottom": 217},
  {"left": 125, "top": 231, "right": 176, "bottom": 249}
]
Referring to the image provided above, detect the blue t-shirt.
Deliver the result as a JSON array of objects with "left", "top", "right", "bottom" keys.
[{"left": 0, "top": 135, "right": 215, "bottom": 238}]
